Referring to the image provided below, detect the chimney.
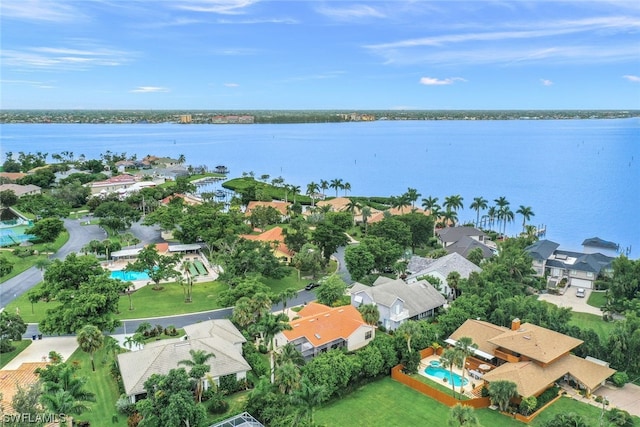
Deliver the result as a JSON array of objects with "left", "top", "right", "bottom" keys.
[{"left": 511, "top": 318, "right": 521, "bottom": 331}]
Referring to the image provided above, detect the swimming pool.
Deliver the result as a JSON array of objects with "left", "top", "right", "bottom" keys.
[
  {"left": 425, "top": 366, "right": 469, "bottom": 387},
  {"left": 110, "top": 270, "right": 150, "bottom": 281}
]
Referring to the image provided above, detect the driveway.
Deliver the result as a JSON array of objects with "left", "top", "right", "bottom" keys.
[
  {"left": 2, "top": 336, "right": 78, "bottom": 370},
  {"left": 598, "top": 383, "right": 640, "bottom": 417},
  {"left": 537, "top": 288, "right": 602, "bottom": 316}
]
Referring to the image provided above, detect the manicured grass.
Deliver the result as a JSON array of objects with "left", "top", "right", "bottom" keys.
[
  {"left": 0, "top": 230, "right": 69, "bottom": 283},
  {"left": 315, "top": 377, "right": 517, "bottom": 426},
  {"left": 4, "top": 282, "right": 59, "bottom": 323},
  {"left": 587, "top": 291, "right": 607, "bottom": 309},
  {"left": 118, "top": 280, "right": 227, "bottom": 319},
  {"left": 0, "top": 340, "right": 31, "bottom": 369},
  {"left": 530, "top": 396, "right": 608, "bottom": 427},
  {"left": 568, "top": 312, "right": 616, "bottom": 341},
  {"left": 67, "top": 340, "right": 127, "bottom": 426},
  {"left": 261, "top": 264, "right": 337, "bottom": 295}
]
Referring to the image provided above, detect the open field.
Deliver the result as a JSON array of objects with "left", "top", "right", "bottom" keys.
[{"left": 568, "top": 312, "right": 616, "bottom": 341}]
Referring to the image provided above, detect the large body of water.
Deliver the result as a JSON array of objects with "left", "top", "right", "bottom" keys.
[{"left": 2, "top": 119, "right": 638, "bottom": 257}]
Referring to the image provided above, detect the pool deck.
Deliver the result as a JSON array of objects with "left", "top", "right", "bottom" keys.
[
  {"left": 102, "top": 254, "right": 220, "bottom": 291},
  {"left": 419, "top": 354, "right": 479, "bottom": 397}
]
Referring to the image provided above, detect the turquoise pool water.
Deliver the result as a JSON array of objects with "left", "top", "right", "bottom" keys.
[
  {"left": 110, "top": 270, "right": 150, "bottom": 281},
  {"left": 425, "top": 366, "right": 469, "bottom": 387}
]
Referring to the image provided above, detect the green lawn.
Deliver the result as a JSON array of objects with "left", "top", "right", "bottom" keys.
[
  {"left": 118, "top": 280, "right": 227, "bottom": 319},
  {"left": 315, "top": 377, "right": 620, "bottom": 427},
  {"left": 587, "top": 291, "right": 607, "bottom": 309},
  {"left": 67, "top": 340, "right": 127, "bottom": 426},
  {"left": 0, "top": 230, "right": 69, "bottom": 284},
  {"left": 0, "top": 340, "right": 32, "bottom": 369},
  {"left": 568, "top": 312, "right": 616, "bottom": 341}
]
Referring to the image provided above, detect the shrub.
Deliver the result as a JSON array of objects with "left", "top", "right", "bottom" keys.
[
  {"left": 519, "top": 396, "right": 537, "bottom": 415},
  {"left": 258, "top": 344, "right": 268, "bottom": 354},
  {"left": 207, "top": 394, "right": 229, "bottom": 414},
  {"left": 116, "top": 394, "right": 136, "bottom": 416},
  {"left": 611, "top": 372, "right": 629, "bottom": 387},
  {"left": 535, "top": 386, "right": 560, "bottom": 410},
  {"left": 480, "top": 385, "right": 489, "bottom": 397},
  {"left": 127, "top": 412, "right": 142, "bottom": 427}
]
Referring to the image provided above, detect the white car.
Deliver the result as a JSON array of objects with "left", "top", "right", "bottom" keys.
[{"left": 576, "top": 288, "right": 586, "bottom": 298}]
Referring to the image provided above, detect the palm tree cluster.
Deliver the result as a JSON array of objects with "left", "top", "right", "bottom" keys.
[{"left": 439, "top": 336, "right": 478, "bottom": 399}]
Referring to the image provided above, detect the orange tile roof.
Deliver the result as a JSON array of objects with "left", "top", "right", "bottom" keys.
[
  {"left": 240, "top": 227, "right": 294, "bottom": 257},
  {"left": 0, "top": 362, "right": 49, "bottom": 413},
  {"left": 0, "top": 172, "right": 27, "bottom": 181},
  {"left": 283, "top": 303, "right": 367, "bottom": 347},
  {"left": 245, "top": 201, "right": 291, "bottom": 216},
  {"left": 368, "top": 206, "right": 430, "bottom": 223}
]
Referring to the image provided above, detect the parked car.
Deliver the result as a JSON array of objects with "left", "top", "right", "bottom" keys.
[
  {"left": 305, "top": 282, "right": 319, "bottom": 291},
  {"left": 576, "top": 288, "right": 586, "bottom": 298}
]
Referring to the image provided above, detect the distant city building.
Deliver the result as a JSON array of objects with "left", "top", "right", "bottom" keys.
[{"left": 179, "top": 114, "right": 192, "bottom": 124}]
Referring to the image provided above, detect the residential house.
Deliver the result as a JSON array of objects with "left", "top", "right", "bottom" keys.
[
  {"left": 245, "top": 200, "right": 292, "bottom": 222},
  {"left": 239, "top": 226, "right": 295, "bottom": 263},
  {"left": 118, "top": 319, "right": 251, "bottom": 403},
  {"left": 160, "top": 193, "right": 203, "bottom": 206},
  {"left": 0, "top": 183, "right": 41, "bottom": 197},
  {"left": 447, "top": 318, "right": 615, "bottom": 398},
  {"left": 0, "top": 172, "right": 27, "bottom": 182},
  {"left": 436, "top": 226, "right": 495, "bottom": 259},
  {"left": 525, "top": 239, "right": 614, "bottom": 289},
  {"left": 405, "top": 253, "right": 482, "bottom": 298},
  {"left": 275, "top": 302, "right": 373, "bottom": 360},
  {"left": 368, "top": 206, "right": 429, "bottom": 224},
  {"left": 350, "top": 277, "right": 446, "bottom": 331},
  {"left": 84, "top": 174, "right": 140, "bottom": 195}
]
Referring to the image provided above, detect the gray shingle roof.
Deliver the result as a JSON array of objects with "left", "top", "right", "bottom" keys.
[
  {"left": 436, "top": 226, "right": 486, "bottom": 243},
  {"left": 350, "top": 278, "right": 446, "bottom": 317},
  {"left": 525, "top": 240, "right": 560, "bottom": 261},
  {"left": 446, "top": 236, "right": 494, "bottom": 258},
  {"left": 118, "top": 320, "right": 250, "bottom": 397},
  {"left": 405, "top": 253, "right": 481, "bottom": 282}
]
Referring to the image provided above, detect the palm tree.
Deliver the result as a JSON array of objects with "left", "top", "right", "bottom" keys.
[
  {"left": 178, "top": 349, "right": 215, "bottom": 403},
  {"left": 274, "top": 361, "right": 301, "bottom": 394},
  {"left": 182, "top": 260, "right": 196, "bottom": 303},
  {"left": 319, "top": 179, "right": 329, "bottom": 196},
  {"left": 40, "top": 389, "right": 91, "bottom": 417},
  {"left": 343, "top": 182, "right": 351, "bottom": 196},
  {"left": 329, "top": 178, "right": 343, "bottom": 197},
  {"left": 306, "top": 182, "right": 320, "bottom": 207},
  {"left": 291, "top": 377, "right": 327, "bottom": 425},
  {"left": 275, "top": 343, "right": 305, "bottom": 368},
  {"left": 421, "top": 196, "right": 439, "bottom": 213},
  {"left": 487, "top": 206, "right": 497, "bottom": 231},
  {"left": 516, "top": 205, "right": 535, "bottom": 233},
  {"left": 358, "top": 304, "right": 379, "bottom": 337},
  {"left": 277, "top": 288, "right": 298, "bottom": 314},
  {"left": 444, "top": 194, "right": 464, "bottom": 213},
  {"left": 391, "top": 193, "right": 411, "bottom": 214},
  {"left": 440, "top": 347, "right": 463, "bottom": 399},
  {"left": 177, "top": 154, "right": 186, "bottom": 165},
  {"left": 498, "top": 206, "right": 514, "bottom": 237},
  {"left": 361, "top": 205, "right": 372, "bottom": 233},
  {"left": 123, "top": 333, "right": 145, "bottom": 350},
  {"left": 345, "top": 199, "right": 361, "bottom": 225},
  {"left": 470, "top": 197, "right": 488, "bottom": 228},
  {"left": 34, "top": 258, "right": 51, "bottom": 280},
  {"left": 405, "top": 188, "right": 421, "bottom": 209},
  {"left": 291, "top": 185, "right": 301, "bottom": 204},
  {"left": 442, "top": 210, "right": 459, "bottom": 227},
  {"left": 488, "top": 380, "right": 518, "bottom": 412},
  {"left": 76, "top": 325, "right": 104, "bottom": 372},
  {"left": 256, "top": 312, "right": 293, "bottom": 383},
  {"left": 397, "top": 320, "right": 421, "bottom": 354},
  {"left": 448, "top": 403, "right": 480, "bottom": 427},
  {"left": 454, "top": 337, "right": 478, "bottom": 392}
]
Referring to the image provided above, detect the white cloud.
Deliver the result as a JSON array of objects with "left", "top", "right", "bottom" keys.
[
  {"left": 623, "top": 75, "right": 640, "bottom": 82},
  {"left": 316, "top": 4, "right": 386, "bottom": 20},
  {"left": 224, "top": 83, "right": 239, "bottom": 87},
  {"left": 0, "top": 0, "right": 82, "bottom": 22},
  {"left": 173, "top": 0, "right": 258, "bottom": 15},
  {"left": 540, "top": 79, "right": 553, "bottom": 86},
  {"left": 0, "top": 79, "right": 56, "bottom": 89},
  {"left": 1, "top": 43, "right": 134, "bottom": 71},
  {"left": 130, "top": 86, "right": 170, "bottom": 93},
  {"left": 419, "top": 77, "right": 466, "bottom": 86}
]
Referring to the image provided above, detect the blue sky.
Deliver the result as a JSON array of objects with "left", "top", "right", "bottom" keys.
[{"left": 1, "top": 0, "right": 639, "bottom": 110}]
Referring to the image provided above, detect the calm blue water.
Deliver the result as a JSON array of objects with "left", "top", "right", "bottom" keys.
[
  {"left": 2, "top": 119, "right": 638, "bottom": 256},
  {"left": 110, "top": 270, "right": 150, "bottom": 281},
  {"left": 425, "top": 366, "right": 469, "bottom": 387}
]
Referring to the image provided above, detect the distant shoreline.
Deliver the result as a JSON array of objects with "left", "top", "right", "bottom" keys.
[{"left": 1, "top": 110, "right": 638, "bottom": 125}]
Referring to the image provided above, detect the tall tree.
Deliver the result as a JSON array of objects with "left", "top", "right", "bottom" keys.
[
  {"left": 329, "top": 178, "right": 344, "bottom": 197},
  {"left": 125, "top": 244, "right": 181, "bottom": 291},
  {"left": 0, "top": 311, "right": 27, "bottom": 353},
  {"left": 315, "top": 274, "right": 347, "bottom": 306},
  {"left": 440, "top": 347, "right": 463, "bottom": 398},
  {"left": 256, "top": 312, "right": 292, "bottom": 384},
  {"left": 405, "top": 187, "right": 421, "bottom": 209},
  {"left": 448, "top": 403, "right": 480, "bottom": 427},
  {"left": 516, "top": 205, "right": 535, "bottom": 233},
  {"left": 454, "top": 336, "right": 478, "bottom": 391},
  {"left": 76, "top": 325, "right": 104, "bottom": 372},
  {"left": 290, "top": 377, "right": 327, "bottom": 426},
  {"left": 444, "top": 194, "right": 464, "bottom": 213},
  {"left": 306, "top": 181, "right": 320, "bottom": 207},
  {"left": 470, "top": 197, "right": 488, "bottom": 228},
  {"left": 178, "top": 349, "right": 215, "bottom": 403},
  {"left": 358, "top": 304, "right": 379, "bottom": 336}
]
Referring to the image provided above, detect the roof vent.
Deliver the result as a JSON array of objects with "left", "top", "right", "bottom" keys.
[
  {"left": 523, "top": 336, "right": 531, "bottom": 340},
  {"left": 314, "top": 333, "right": 321, "bottom": 339}
]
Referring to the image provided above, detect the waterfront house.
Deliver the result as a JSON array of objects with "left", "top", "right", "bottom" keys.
[
  {"left": 118, "top": 319, "right": 250, "bottom": 403},
  {"left": 275, "top": 302, "right": 373, "bottom": 360},
  {"left": 350, "top": 277, "right": 446, "bottom": 331},
  {"left": 405, "top": 253, "right": 482, "bottom": 298},
  {"left": 447, "top": 318, "right": 615, "bottom": 398},
  {"left": 525, "top": 239, "right": 614, "bottom": 289},
  {"left": 245, "top": 200, "right": 292, "bottom": 222},
  {"left": 436, "top": 226, "right": 495, "bottom": 259},
  {"left": 84, "top": 174, "right": 140, "bottom": 195}
]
